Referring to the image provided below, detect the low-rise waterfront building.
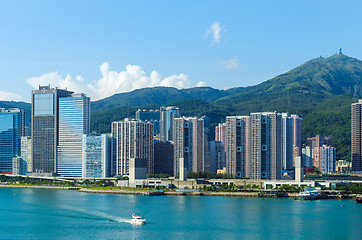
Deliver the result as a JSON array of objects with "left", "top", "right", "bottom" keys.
[
  {"left": 12, "top": 156, "right": 27, "bottom": 175},
  {"left": 336, "top": 160, "right": 352, "bottom": 172}
]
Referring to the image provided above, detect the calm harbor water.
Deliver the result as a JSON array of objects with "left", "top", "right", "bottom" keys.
[{"left": 0, "top": 187, "right": 361, "bottom": 240}]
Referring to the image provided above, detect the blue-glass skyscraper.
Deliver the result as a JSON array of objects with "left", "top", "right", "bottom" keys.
[
  {"left": 57, "top": 93, "right": 90, "bottom": 177},
  {"left": 160, "top": 106, "right": 180, "bottom": 142},
  {"left": 0, "top": 108, "right": 24, "bottom": 173}
]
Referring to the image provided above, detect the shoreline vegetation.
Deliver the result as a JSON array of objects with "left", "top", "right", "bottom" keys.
[
  {"left": 1, "top": 175, "right": 361, "bottom": 198},
  {"left": 0, "top": 184, "right": 289, "bottom": 197}
]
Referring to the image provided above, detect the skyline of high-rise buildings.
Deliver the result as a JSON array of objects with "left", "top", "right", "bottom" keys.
[{"left": 5, "top": 85, "right": 358, "bottom": 178}]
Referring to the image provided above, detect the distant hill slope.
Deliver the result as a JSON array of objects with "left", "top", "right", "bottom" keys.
[
  {"left": 90, "top": 86, "right": 245, "bottom": 112},
  {"left": 91, "top": 54, "right": 362, "bottom": 160},
  {"left": 218, "top": 54, "right": 362, "bottom": 103},
  {"left": 4, "top": 53, "right": 362, "bottom": 161}
]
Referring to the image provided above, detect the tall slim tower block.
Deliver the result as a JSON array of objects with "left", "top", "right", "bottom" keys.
[
  {"left": 250, "top": 112, "right": 282, "bottom": 180},
  {"left": 31, "top": 86, "right": 73, "bottom": 175},
  {"left": 173, "top": 117, "right": 206, "bottom": 176},
  {"left": 160, "top": 106, "right": 180, "bottom": 142},
  {"left": 352, "top": 100, "right": 362, "bottom": 172},
  {"left": 112, "top": 119, "right": 154, "bottom": 176},
  {"left": 0, "top": 108, "right": 24, "bottom": 174},
  {"left": 225, "top": 116, "right": 250, "bottom": 178},
  {"left": 57, "top": 93, "right": 90, "bottom": 177}
]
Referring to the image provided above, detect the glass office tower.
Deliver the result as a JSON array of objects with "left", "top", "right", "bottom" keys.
[
  {"left": 0, "top": 108, "right": 24, "bottom": 173},
  {"left": 31, "top": 85, "right": 73, "bottom": 175},
  {"left": 56, "top": 94, "right": 90, "bottom": 177}
]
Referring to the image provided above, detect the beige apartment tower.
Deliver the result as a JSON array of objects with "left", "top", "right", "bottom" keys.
[
  {"left": 225, "top": 116, "right": 250, "bottom": 178},
  {"left": 173, "top": 117, "right": 205, "bottom": 177},
  {"left": 250, "top": 112, "right": 282, "bottom": 180},
  {"left": 111, "top": 119, "right": 154, "bottom": 176},
  {"left": 351, "top": 100, "right": 362, "bottom": 172}
]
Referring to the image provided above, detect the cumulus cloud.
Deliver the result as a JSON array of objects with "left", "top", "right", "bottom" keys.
[
  {"left": 219, "top": 57, "right": 239, "bottom": 70},
  {"left": 0, "top": 91, "right": 24, "bottom": 101},
  {"left": 206, "top": 22, "right": 225, "bottom": 44},
  {"left": 26, "top": 63, "right": 207, "bottom": 100}
]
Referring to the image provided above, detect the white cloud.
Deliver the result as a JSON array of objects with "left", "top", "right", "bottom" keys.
[
  {"left": 0, "top": 91, "right": 24, "bottom": 101},
  {"left": 206, "top": 22, "right": 225, "bottom": 44},
  {"left": 219, "top": 57, "right": 239, "bottom": 70},
  {"left": 26, "top": 63, "right": 207, "bottom": 100}
]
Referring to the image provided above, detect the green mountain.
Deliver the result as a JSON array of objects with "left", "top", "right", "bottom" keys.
[
  {"left": 91, "top": 86, "right": 244, "bottom": 112},
  {"left": 3, "top": 53, "right": 361, "bottom": 160},
  {"left": 91, "top": 54, "right": 362, "bottom": 160}
]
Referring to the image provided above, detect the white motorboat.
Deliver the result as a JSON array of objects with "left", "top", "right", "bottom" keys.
[{"left": 129, "top": 214, "right": 146, "bottom": 225}]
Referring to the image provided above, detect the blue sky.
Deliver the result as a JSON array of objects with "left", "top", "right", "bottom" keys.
[{"left": 1, "top": 0, "right": 361, "bottom": 102}]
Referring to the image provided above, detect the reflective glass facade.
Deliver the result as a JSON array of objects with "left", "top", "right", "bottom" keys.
[
  {"left": 33, "top": 93, "right": 54, "bottom": 116},
  {"left": 82, "top": 134, "right": 110, "bottom": 178},
  {"left": 0, "top": 109, "right": 23, "bottom": 173},
  {"left": 32, "top": 86, "right": 73, "bottom": 174},
  {"left": 57, "top": 96, "right": 90, "bottom": 177}
]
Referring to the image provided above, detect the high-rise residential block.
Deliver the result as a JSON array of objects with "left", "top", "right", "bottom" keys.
[
  {"left": 307, "top": 135, "right": 334, "bottom": 148},
  {"left": 215, "top": 123, "right": 226, "bottom": 145},
  {"left": 82, "top": 134, "right": 111, "bottom": 178},
  {"left": 112, "top": 119, "right": 154, "bottom": 176},
  {"left": 0, "top": 108, "right": 24, "bottom": 174},
  {"left": 281, "top": 113, "right": 294, "bottom": 170},
  {"left": 281, "top": 113, "right": 303, "bottom": 170},
  {"left": 209, "top": 141, "right": 226, "bottom": 173},
  {"left": 250, "top": 112, "right": 282, "bottom": 180},
  {"left": 351, "top": 100, "right": 362, "bottom": 172},
  {"left": 319, "top": 145, "right": 336, "bottom": 173},
  {"left": 31, "top": 85, "right": 73, "bottom": 175},
  {"left": 302, "top": 146, "right": 314, "bottom": 168},
  {"left": 154, "top": 139, "right": 174, "bottom": 175},
  {"left": 292, "top": 114, "right": 303, "bottom": 156},
  {"left": 225, "top": 116, "right": 250, "bottom": 178},
  {"left": 173, "top": 117, "right": 206, "bottom": 176},
  {"left": 160, "top": 106, "right": 180, "bottom": 142},
  {"left": 136, "top": 109, "right": 160, "bottom": 136}
]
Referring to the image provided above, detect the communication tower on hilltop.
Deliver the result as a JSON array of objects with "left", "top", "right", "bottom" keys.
[{"left": 338, "top": 47, "right": 342, "bottom": 54}]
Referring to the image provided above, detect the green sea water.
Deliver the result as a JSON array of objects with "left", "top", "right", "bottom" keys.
[{"left": 0, "top": 187, "right": 361, "bottom": 239}]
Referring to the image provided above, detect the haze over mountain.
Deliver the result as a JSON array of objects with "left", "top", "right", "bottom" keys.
[{"left": 2, "top": 53, "right": 361, "bottom": 160}]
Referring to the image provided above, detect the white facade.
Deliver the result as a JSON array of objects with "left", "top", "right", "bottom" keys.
[
  {"left": 320, "top": 145, "right": 336, "bottom": 173},
  {"left": 21, "top": 136, "right": 32, "bottom": 172}
]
